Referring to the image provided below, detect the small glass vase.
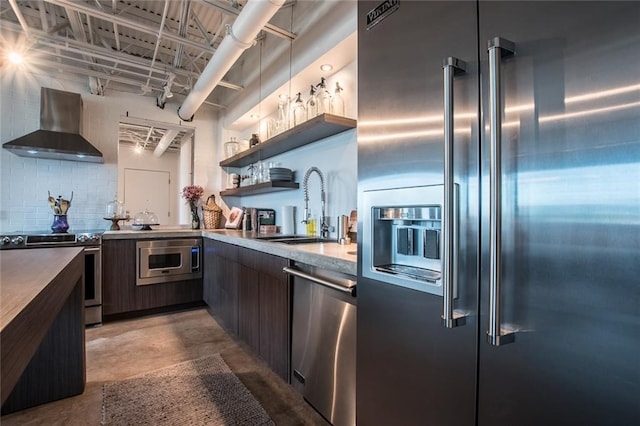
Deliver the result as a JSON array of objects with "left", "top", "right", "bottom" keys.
[
  {"left": 191, "top": 204, "right": 200, "bottom": 230},
  {"left": 51, "top": 214, "right": 69, "bottom": 233}
]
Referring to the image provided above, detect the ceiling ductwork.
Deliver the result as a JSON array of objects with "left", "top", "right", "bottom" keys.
[
  {"left": 2, "top": 87, "right": 103, "bottom": 163},
  {"left": 178, "top": 0, "right": 286, "bottom": 121},
  {"left": 153, "top": 129, "right": 180, "bottom": 157}
]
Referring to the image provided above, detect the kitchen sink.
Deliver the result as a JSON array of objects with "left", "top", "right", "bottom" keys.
[{"left": 278, "top": 237, "right": 327, "bottom": 244}]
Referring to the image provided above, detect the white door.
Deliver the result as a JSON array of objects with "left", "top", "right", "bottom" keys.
[{"left": 124, "top": 169, "right": 170, "bottom": 225}]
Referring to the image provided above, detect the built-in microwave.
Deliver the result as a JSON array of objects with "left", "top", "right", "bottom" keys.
[{"left": 136, "top": 238, "right": 202, "bottom": 286}]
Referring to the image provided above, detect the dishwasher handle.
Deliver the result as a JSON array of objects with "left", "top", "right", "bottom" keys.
[{"left": 284, "top": 266, "right": 356, "bottom": 297}]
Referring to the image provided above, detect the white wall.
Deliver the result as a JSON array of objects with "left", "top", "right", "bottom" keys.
[
  {"left": 218, "top": 60, "right": 358, "bottom": 237},
  {"left": 221, "top": 129, "right": 357, "bottom": 237},
  {"left": 0, "top": 72, "right": 218, "bottom": 233}
]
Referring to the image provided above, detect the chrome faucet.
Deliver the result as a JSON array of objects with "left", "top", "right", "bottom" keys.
[{"left": 302, "top": 167, "right": 329, "bottom": 238}]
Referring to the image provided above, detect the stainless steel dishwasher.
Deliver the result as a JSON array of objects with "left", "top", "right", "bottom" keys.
[{"left": 285, "top": 264, "right": 357, "bottom": 426}]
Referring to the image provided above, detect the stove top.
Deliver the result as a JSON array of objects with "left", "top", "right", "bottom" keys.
[{"left": 0, "top": 230, "right": 103, "bottom": 249}]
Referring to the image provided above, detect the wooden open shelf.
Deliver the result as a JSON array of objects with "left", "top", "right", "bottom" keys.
[
  {"left": 219, "top": 113, "right": 357, "bottom": 168},
  {"left": 219, "top": 181, "right": 299, "bottom": 197}
]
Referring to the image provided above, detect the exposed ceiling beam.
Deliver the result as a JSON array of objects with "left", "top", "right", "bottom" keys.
[
  {"left": 63, "top": 6, "right": 103, "bottom": 93},
  {"left": 7, "top": 0, "right": 31, "bottom": 38},
  {"left": 173, "top": 0, "right": 191, "bottom": 69},
  {"left": 38, "top": 0, "right": 48, "bottom": 32},
  {"left": 143, "top": 0, "right": 170, "bottom": 89},
  {"left": 1, "top": 20, "right": 243, "bottom": 91},
  {"left": 26, "top": 56, "right": 170, "bottom": 91},
  {"left": 46, "top": 0, "right": 218, "bottom": 54}
]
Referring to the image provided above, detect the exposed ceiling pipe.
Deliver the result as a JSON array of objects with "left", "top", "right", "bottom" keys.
[
  {"left": 200, "top": 0, "right": 296, "bottom": 40},
  {"left": 153, "top": 129, "right": 179, "bottom": 157},
  {"left": 178, "top": 0, "right": 286, "bottom": 121}
]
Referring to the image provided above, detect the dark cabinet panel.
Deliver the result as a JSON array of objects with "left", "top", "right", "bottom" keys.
[
  {"left": 102, "top": 239, "right": 137, "bottom": 315},
  {"left": 103, "top": 239, "right": 203, "bottom": 318},
  {"left": 202, "top": 239, "right": 290, "bottom": 381},
  {"left": 203, "top": 239, "right": 238, "bottom": 333},
  {"left": 238, "top": 266, "right": 260, "bottom": 352},
  {"left": 259, "top": 270, "right": 290, "bottom": 380}
]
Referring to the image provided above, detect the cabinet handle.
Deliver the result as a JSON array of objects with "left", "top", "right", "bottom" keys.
[
  {"left": 441, "top": 57, "right": 466, "bottom": 329},
  {"left": 487, "top": 37, "right": 515, "bottom": 346}
]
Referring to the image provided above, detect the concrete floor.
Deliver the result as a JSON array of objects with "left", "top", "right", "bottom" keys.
[{"left": 1, "top": 308, "right": 328, "bottom": 425}]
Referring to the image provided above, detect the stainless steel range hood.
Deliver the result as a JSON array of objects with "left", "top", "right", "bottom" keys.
[{"left": 3, "top": 87, "right": 103, "bottom": 163}]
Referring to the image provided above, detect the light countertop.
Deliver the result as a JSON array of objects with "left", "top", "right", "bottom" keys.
[
  {"left": 103, "top": 226, "right": 357, "bottom": 275},
  {"left": 203, "top": 230, "right": 357, "bottom": 276},
  {"left": 103, "top": 225, "right": 201, "bottom": 240}
]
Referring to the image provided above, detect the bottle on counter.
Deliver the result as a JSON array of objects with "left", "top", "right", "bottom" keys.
[{"left": 305, "top": 213, "right": 317, "bottom": 236}]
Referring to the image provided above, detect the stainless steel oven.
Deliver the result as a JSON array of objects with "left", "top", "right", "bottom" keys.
[
  {"left": 0, "top": 230, "right": 103, "bottom": 326},
  {"left": 136, "top": 238, "right": 202, "bottom": 286}
]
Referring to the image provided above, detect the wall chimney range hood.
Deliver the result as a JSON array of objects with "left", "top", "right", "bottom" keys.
[{"left": 3, "top": 87, "right": 103, "bottom": 163}]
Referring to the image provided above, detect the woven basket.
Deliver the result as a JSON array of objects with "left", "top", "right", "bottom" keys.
[{"left": 202, "top": 195, "right": 223, "bottom": 229}]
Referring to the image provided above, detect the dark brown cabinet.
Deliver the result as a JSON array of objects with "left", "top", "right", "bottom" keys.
[
  {"left": 203, "top": 239, "right": 239, "bottom": 333},
  {"left": 203, "top": 238, "right": 291, "bottom": 381},
  {"left": 102, "top": 239, "right": 203, "bottom": 318}
]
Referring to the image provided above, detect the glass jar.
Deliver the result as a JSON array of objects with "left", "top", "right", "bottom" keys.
[
  {"left": 266, "top": 118, "right": 277, "bottom": 140},
  {"left": 224, "top": 137, "right": 239, "bottom": 158},
  {"left": 105, "top": 195, "right": 126, "bottom": 218}
]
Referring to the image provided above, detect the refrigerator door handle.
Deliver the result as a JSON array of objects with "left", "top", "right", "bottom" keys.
[
  {"left": 487, "top": 37, "right": 516, "bottom": 346},
  {"left": 441, "top": 57, "right": 467, "bottom": 328}
]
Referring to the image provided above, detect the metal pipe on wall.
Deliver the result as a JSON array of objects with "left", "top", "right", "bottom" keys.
[{"left": 177, "top": 0, "right": 286, "bottom": 121}]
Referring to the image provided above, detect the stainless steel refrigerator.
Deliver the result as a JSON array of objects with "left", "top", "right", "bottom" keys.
[{"left": 356, "top": 1, "right": 640, "bottom": 425}]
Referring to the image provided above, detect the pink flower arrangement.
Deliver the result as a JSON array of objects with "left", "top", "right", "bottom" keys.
[{"left": 181, "top": 185, "right": 204, "bottom": 206}]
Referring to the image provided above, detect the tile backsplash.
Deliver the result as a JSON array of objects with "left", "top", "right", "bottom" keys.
[{"left": 0, "top": 152, "right": 116, "bottom": 232}]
